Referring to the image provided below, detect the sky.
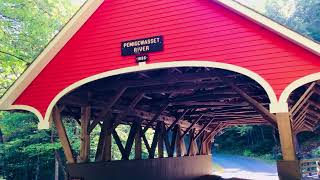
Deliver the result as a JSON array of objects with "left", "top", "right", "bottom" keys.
[
  {"left": 236, "top": 0, "right": 296, "bottom": 18},
  {"left": 69, "top": 0, "right": 296, "bottom": 20},
  {"left": 70, "top": 0, "right": 86, "bottom": 5},
  {"left": 236, "top": 0, "right": 268, "bottom": 13}
]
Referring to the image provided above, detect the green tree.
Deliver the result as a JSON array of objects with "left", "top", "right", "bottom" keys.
[
  {"left": 0, "top": 0, "right": 84, "bottom": 96},
  {"left": 0, "top": 112, "right": 61, "bottom": 180},
  {"left": 266, "top": 0, "right": 320, "bottom": 42}
]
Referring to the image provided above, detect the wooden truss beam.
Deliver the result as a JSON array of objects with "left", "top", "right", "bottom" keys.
[
  {"left": 218, "top": 76, "right": 277, "bottom": 127},
  {"left": 88, "top": 88, "right": 126, "bottom": 133},
  {"left": 181, "top": 115, "right": 204, "bottom": 138},
  {"left": 290, "top": 82, "right": 316, "bottom": 115},
  {"left": 204, "top": 123, "right": 226, "bottom": 142},
  {"left": 142, "top": 103, "right": 169, "bottom": 134},
  {"left": 95, "top": 118, "right": 113, "bottom": 162},
  {"left": 149, "top": 122, "right": 162, "bottom": 159},
  {"left": 122, "top": 123, "right": 139, "bottom": 160},
  {"left": 112, "top": 129, "right": 127, "bottom": 160},
  {"left": 187, "top": 129, "right": 198, "bottom": 156},
  {"left": 161, "top": 123, "right": 174, "bottom": 157},
  {"left": 194, "top": 117, "right": 215, "bottom": 140},
  {"left": 167, "top": 109, "right": 189, "bottom": 131},
  {"left": 158, "top": 126, "right": 164, "bottom": 158},
  {"left": 101, "top": 72, "right": 221, "bottom": 90},
  {"left": 175, "top": 125, "right": 186, "bottom": 156},
  {"left": 112, "top": 92, "right": 144, "bottom": 129},
  {"left": 52, "top": 107, "right": 75, "bottom": 163},
  {"left": 134, "top": 121, "right": 142, "bottom": 160}
]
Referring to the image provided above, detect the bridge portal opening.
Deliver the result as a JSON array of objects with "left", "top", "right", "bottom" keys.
[
  {"left": 286, "top": 81, "right": 320, "bottom": 179},
  {"left": 52, "top": 66, "right": 277, "bottom": 180}
]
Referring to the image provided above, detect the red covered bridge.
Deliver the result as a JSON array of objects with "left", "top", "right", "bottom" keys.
[{"left": 1, "top": 0, "right": 320, "bottom": 179}]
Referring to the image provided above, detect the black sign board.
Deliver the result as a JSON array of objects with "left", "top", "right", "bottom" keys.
[{"left": 121, "top": 36, "right": 163, "bottom": 56}]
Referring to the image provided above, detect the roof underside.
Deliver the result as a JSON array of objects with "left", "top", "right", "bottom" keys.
[
  {"left": 1, "top": 0, "right": 319, "bottom": 122},
  {"left": 58, "top": 67, "right": 272, "bottom": 132},
  {"left": 57, "top": 67, "right": 320, "bottom": 134}
]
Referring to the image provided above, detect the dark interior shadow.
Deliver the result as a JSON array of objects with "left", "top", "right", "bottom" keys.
[{"left": 193, "top": 175, "right": 251, "bottom": 180}]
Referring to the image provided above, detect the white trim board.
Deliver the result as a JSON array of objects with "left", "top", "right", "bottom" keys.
[{"left": 279, "top": 72, "right": 320, "bottom": 104}]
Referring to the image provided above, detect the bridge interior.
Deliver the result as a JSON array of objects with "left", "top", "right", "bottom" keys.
[{"left": 50, "top": 67, "right": 320, "bottom": 179}]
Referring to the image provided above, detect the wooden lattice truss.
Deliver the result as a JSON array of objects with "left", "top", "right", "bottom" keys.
[
  {"left": 288, "top": 81, "right": 320, "bottom": 133},
  {"left": 59, "top": 67, "right": 276, "bottom": 132},
  {"left": 53, "top": 67, "right": 319, "bottom": 163}
]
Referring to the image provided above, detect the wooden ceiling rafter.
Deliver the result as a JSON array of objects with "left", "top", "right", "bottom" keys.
[{"left": 58, "top": 67, "right": 273, "bottom": 137}]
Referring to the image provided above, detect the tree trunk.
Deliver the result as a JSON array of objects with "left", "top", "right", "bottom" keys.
[
  {"left": 259, "top": 126, "right": 265, "bottom": 141},
  {"left": 54, "top": 155, "right": 59, "bottom": 180},
  {"left": 0, "top": 128, "right": 3, "bottom": 144},
  {"left": 272, "top": 127, "right": 278, "bottom": 145},
  {"left": 250, "top": 130, "right": 253, "bottom": 145},
  {"left": 0, "top": 128, "right": 3, "bottom": 179},
  {"left": 35, "top": 156, "right": 40, "bottom": 180},
  {"left": 55, "top": 151, "right": 68, "bottom": 180}
]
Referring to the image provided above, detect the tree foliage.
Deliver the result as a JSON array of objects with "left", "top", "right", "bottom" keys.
[
  {"left": 266, "top": 0, "right": 320, "bottom": 42},
  {"left": 0, "top": 0, "right": 320, "bottom": 178},
  {"left": 215, "top": 125, "right": 281, "bottom": 160},
  {"left": 0, "top": 0, "right": 82, "bottom": 96},
  {"left": 0, "top": 112, "right": 61, "bottom": 179}
]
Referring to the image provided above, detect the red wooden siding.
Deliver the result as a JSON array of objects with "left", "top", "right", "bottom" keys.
[{"left": 14, "top": 0, "right": 320, "bottom": 116}]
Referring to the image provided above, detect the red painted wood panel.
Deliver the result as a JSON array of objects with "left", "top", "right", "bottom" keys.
[{"left": 14, "top": 0, "right": 320, "bottom": 117}]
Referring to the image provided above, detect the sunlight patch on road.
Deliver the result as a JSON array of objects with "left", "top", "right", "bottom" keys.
[
  {"left": 214, "top": 168, "right": 279, "bottom": 180},
  {"left": 212, "top": 163, "right": 224, "bottom": 173}
]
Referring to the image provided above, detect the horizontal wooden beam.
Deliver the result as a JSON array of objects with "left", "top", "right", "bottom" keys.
[{"left": 218, "top": 76, "right": 277, "bottom": 127}]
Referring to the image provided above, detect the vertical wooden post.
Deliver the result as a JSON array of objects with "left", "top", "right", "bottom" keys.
[
  {"left": 176, "top": 125, "right": 186, "bottom": 157},
  {"left": 162, "top": 123, "right": 173, "bottom": 157},
  {"left": 124, "top": 123, "right": 139, "bottom": 160},
  {"left": 207, "top": 133, "right": 214, "bottom": 155},
  {"left": 95, "top": 119, "right": 113, "bottom": 162},
  {"left": 187, "top": 129, "right": 198, "bottom": 156},
  {"left": 158, "top": 126, "right": 164, "bottom": 158},
  {"left": 200, "top": 133, "right": 207, "bottom": 155},
  {"left": 200, "top": 132, "right": 212, "bottom": 155},
  {"left": 170, "top": 125, "right": 178, "bottom": 156},
  {"left": 193, "top": 139, "right": 199, "bottom": 156},
  {"left": 135, "top": 125, "right": 142, "bottom": 160},
  {"left": 52, "top": 107, "right": 75, "bottom": 163},
  {"left": 149, "top": 122, "right": 161, "bottom": 159},
  {"left": 79, "top": 106, "right": 91, "bottom": 163},
  {"left": 276, "top": 112, "right": 296, "bottom": 160},
  {"left": 103, "top": 131, "right": 112, "bottom": 161},
  {"left": 95, "top": 122, "right": 107, "bottom": 161}
]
